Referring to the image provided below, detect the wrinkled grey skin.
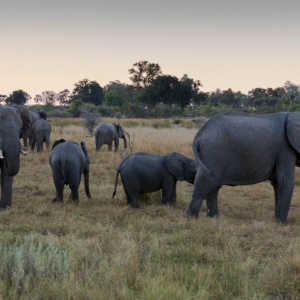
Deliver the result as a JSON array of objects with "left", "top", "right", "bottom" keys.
[
  {"left": 95, "top": 123, "right": 128, "bottom": 152},
  {"left": 31, "top": 118, "right": 51, "bottom": 152},
  {"left": 112, "top": 152, "right": 197, "bottom": 208},
  {"left": 0, "top": 105, "right": 31, "bottom": 209},
  {"left": 49, "top": 139, "right": 91, "bottom": 203},
  {"left": 187, "top": 112, "right": 300, "bottom": 223}
]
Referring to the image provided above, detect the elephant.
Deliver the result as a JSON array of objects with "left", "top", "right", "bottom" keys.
[
  {"left": 112, "top": 152, "right": 198, "bottom": 208},
  {"left": 31, "top": 118, "right": 51, "bottom": 152},
  {"left": 0, "top": 105, "right": 30, "bottom": 209},
  {"left": 94, "top": 122, "right": 130, "bottom": 152},
  {"left": 25, "top": 109, "right": 48, "bottom": 148},
  {"left": 49, "top": 139, "right": 91, "bottom": 203},
  {"left": 186, "top": 111, "right": 300, "bottom": 223}
]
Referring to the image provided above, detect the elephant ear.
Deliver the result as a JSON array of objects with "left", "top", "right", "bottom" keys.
[
  {"left": 166, "top": 152, "right": 184, "bottom": 181},
  {"left": 286, "top": 113, "right": 300, "bottom": 154},
  {"left": 52, "top": 139, "right": 66, "bottom": 150},
  {"left": 11, "top": 105, "right": 31, "bottom": 131}
]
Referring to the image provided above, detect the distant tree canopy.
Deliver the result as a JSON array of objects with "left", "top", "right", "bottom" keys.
[
  {"left": 129, "top": 60, "right": 162, "bottom": 88},
  {"left": 138, "top": 73, "right": 203, "bottom": 112},
  {"left": 71, "top": 79, "right": 104, "bottom": 106},
  {"left": 5, "top": 90, "right": 31, "bottom": 105},
  {"left": 3, "top": 60, "right": 300, "bottom": 118}
]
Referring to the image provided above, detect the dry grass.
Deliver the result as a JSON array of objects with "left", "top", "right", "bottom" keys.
[{"left": 1, "top": 117, "right": 300, "bottom": 299}]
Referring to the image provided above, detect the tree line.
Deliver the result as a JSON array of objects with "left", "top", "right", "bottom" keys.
[{"left": 1, "top": 60, "right": 300, "bottom": 118}]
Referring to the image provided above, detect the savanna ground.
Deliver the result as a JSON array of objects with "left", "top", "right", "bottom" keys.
[{"left": 1, "top": 117, "right": 300, "bottom": 299}]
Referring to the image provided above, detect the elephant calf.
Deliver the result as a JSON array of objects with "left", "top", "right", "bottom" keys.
[
  {"left": 49, "top": 139, "right": 91, "bottom": 203},
  {"left": 94, "top": 122, "right": 129, "bottom": 152},
  {"left": 112, "top": 152, "right": 198, "bottom": 208}
]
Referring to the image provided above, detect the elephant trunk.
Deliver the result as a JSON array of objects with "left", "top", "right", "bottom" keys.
[
  {"left": 123, "top": 136, "right": 128, "bottom": 149},
  {"left": 84, "top": 171, "right": 91, "bottom": 199},
  {"left": 1, "top": 134, "right": 21, "bottom": 176}
]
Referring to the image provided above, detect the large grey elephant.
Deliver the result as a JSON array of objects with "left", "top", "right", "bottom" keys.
[
  {"left": 186, "top": 112, "right": 300, "bottom": 223},
  {"left": 112, "top": 152, "right": 197, "bottom": 208},
  {"left": 0, "top": 105, "right": 30, "bottom": 209},
  {"left": 31, "top": 118, "right": 51, "bottom": 152},
  {"left": 95, "top": 122, "right": 130, "bottom": 152},
  {"left": 49, "top": 139, "right": 91, "bottom": 203}
]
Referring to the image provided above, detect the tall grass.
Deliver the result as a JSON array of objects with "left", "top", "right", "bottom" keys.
[{"left": 1, "top": 117, "right": 300, "bottom": 298}]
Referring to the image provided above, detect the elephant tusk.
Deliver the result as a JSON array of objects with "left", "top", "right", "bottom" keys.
[
  {"left": 20, "top": 149, "right": 27, "bottom": 156},
  {"left": 0, "top": 149, "right": 3, "bottom": 159}
]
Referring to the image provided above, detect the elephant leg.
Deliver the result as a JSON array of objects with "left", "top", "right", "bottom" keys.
[
  {"left": 31, "top": 139, "right": 35, "bottom": 151},
  {"left": 120, "top": 177, "right": 137, "bottom": 206},
  {"left": 53, "top": 174, "right": 64, "bottom": 202},
  {"left": 206, "top": 188, "right": 220, "bottom": 217},
  {"left": 186, "top": 164, "right": 218, "bottom": 218},
  {"left": 1, "top": 175, "right": 13, "bottom": 209},
  {"left": 96, "top": 141, "right": 103, "bottom": 152},
  {"left": 271, "top": 180, "right": 279, "bottom": 219},
  {"left": 162, "top": 181, "right": 176, "bottom": 206},
  {"left": 23, "top": 137, "right": 28, "bottom": 148},
  {"left": 108, "top": 143, "right": 113, "bottom": 152},
  {"left": 130, "top": 196, "right": 139, "bottom": 208},
  {"left": 115, "top": 138, "right": 119, "bottom": 152},
  {"left": 69, "top": 178, "right": 80, "bottom": 203},
  {"left": 45, "top": 137, "right": 50, "bottom": 150},
  {"left": 69, "top": 188, "right": 79, "bottom": 203},
  {"left": 274, "top": 179, "right": 294, "bottom": 223}
]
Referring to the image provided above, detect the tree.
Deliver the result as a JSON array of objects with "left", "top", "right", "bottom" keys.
[
  {"left": 129, "top": 60, "right": 162, "bottom": 88},
  {"left": 103, "top": 91, "right": 124, "bottom": 107},
  {"left": 153, "top": 75, "right": 179, "bottom": 106},
  {"left": 42, "top": 91, "right": 57, "bottom": 106},
  {"left": 71, "top": 79, "right": 104, "bottom": 106},
  {"left": 80, "top": 105, "right": 101, "bottom": 136},
  {"left": 57, "top": 89, "right": 71, "bottom": 106},
  {"left": 284, "top": 81, "right": 300, "bottom": 107},
  {"left": 34, "top": 94, "right": 42, "bottom": 104},
  {"left": 176, "top": 74, "right": 202, "bottom": 112},
  {"left": 5, "top": 90, "right": 31, "bottom": 105}
]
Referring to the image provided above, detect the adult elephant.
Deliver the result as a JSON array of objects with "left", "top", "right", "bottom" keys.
[
  {"left": 112, "top": 152, "right": 197, "bottom": 208},
  {"left": 25, "top": 109, "right": 48, "bottom": 148},
  {"left": 49, "top": 139, "right": 91, "bottom": 203},
  {"left": 186, "top": 112, "right": 300, "bottom": 223},
  {"left": 0, "top": 105, "right": 30, "bottom": 209},
  {"left": 94, "top": 123, "right": 130, "bottom": 152},
  {"left": 31, "top": 118, "right": 51, "bottom": 152}
]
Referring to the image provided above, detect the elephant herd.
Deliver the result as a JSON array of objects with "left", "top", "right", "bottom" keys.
[{"left": 1, "top": 103, "right": 300, "bottom": 224}]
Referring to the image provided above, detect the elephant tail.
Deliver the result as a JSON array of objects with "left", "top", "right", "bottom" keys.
[{"left": 112, "top": 168, "right": 120, "bottom": 199}]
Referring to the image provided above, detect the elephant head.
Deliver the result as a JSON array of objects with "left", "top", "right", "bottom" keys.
[
  {"left": 165, "top": 152, "right": 198, "bottom": 184},
  {"left": 81, "top": 141, "right": 91, "bottom": 198},
  {"left": 115, "top": 124, "right": 130, "bottom": 149},
  {"left": 0, "top": 105, "right": 30, "bottom": 176}
]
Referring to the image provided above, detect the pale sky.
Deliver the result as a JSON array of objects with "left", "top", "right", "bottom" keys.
[{"left": 1, "top": 0, "right": 299, "bottom": 98}]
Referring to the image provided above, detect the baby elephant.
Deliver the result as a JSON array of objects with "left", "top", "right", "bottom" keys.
[
  {"left": 112, "top": 152, "right": 197, "bottom": 207},
  {"left": 49, "top": 139, "right": 91, "bottom": 203}
]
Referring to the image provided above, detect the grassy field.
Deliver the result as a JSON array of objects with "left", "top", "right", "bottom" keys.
[{"left": 1, "top": 117, "right": 300, "bottom": 299}]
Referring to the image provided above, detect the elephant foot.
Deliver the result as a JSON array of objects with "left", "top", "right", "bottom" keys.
[
  {"left": 0, "top": 205, "right": 12, "bottom": 211},
  {"left": 185, "top": 209, "right": 199, "bottom": 218},
  {"left": 129, "top": 202, "right": 140, "bottom": 209},
  {"left": 52, "top": 198, "right": 63, "bottom": 203}
]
